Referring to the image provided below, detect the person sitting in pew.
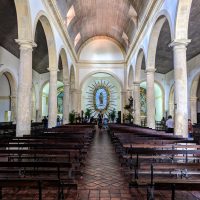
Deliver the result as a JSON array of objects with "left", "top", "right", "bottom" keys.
[{"left": 166, "top": 115, "right": 174, "bottom": 133}]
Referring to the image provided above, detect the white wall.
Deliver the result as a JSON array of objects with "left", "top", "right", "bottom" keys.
[{"left": 79, "top": 38, "right": 124, "bottom": 61}]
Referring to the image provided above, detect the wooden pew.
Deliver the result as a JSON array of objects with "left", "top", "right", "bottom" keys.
[
  {"left": 108, "top": 124, "right": 200, "bottom": 200},
  {"left": 0, "top": 161, "right": 77, "bottom": 200}
]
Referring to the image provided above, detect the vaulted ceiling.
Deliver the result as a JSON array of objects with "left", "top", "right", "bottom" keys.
[{"left": 56, "top": 0, "right": 148, "bottom": 53}]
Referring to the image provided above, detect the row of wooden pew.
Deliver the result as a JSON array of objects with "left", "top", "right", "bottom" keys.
[
  {"left": 0, "top": 124, "right": 95, "bottom": 200},
  {"left": 108, "top": 124, "right": 200, "bottom": 200}
]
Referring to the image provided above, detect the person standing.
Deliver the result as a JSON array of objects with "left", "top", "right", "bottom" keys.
[
  {"left": 188, "top": 119, "right": 193, "bottom": 138},
  {"left": 165, "top": 115, "right": 174, "bottom": 133}
]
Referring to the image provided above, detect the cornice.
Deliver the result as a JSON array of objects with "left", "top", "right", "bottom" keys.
[{"left": 77, "top": 60, "right": 126, "bottom": 65}]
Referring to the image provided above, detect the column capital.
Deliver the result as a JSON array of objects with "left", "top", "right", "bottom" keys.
[
  {"left": 145, "top": 68, "right": 156, "bottom": 73},
  {"left": 47, "top": 67, "right": 59, "bottom": 72},
  {"left": 169, "top": 39, "right": 191, "bottom": 48},
  {"left": 63, "top": 82, "right": 70, "bottom": 86},
  {"left": 15, "top": 39, "right": 37, "bottom": 50},
  {"left": 121, "top": 91, "right": 127, "bottom": 95},
  {"left": 190, "top": 96, "right": 198, "bottom": 101},
  {"left": 133, "top": 81, "right": 140, "bottom": 86}
]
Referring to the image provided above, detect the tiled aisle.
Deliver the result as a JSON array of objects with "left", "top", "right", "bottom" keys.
[{"left": 78, "top": 128, "right": 132, "bottom": 200}]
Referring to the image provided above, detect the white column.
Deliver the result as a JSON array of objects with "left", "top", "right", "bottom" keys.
[
  {"left": 10, "top": 95, "right": 16, "bottom": 123},
  {"left": 146, "top": 68, "right": 156, "bottom": 129},
  {"left": 15, "top": 39, "right": 36, "bottom": 136},
  {"left": 48, "top": 68, "right": 58, "bottom": 128},
  {"left": 76, "top": 89, "right": 82, "bottom": 113},
  {"left": 70, "top": 89, "right": 76, "bottom": 111},
  {"left": 63, "top": 82, "right": 70, "bottom": 124},
  {"left": 133, "top": 81, "right": 141, "bottom": 125},
  {"left": 190, "top": 97, "right": 197, "bottom": 124},
  {"left": 170, "top": 39, "right": 190, "bottom": 137},
  {"left": 121, "top": 91, "right": 126, "bottom": 123},
  {"left": 168, "top": 102, "right": 174, "bottom": 118}
]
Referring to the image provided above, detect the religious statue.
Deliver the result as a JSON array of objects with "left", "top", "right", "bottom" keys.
[
  {"left": 99, "top": 92, "right": 103, "bottom": 105},
  {"left": 129, "top": 96, "right": 133, "bottom": 108}
]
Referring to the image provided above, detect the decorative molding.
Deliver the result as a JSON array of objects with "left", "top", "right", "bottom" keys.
[
  {"left": 47, "top": 67, "right": 59, "bottom": 72},
  {"left": 15, "top": 39, "right": 37, "bottom": 49},
  {"left": 126, "top": 0, "right": 160, "bottom": 62},
  {"left": 43, "top": 0, "right": 78, "bottom": 63},
  {"left": 0, "top": 96, "right": 10, "bottom": 100},
  {"left": 77, "top": 60, "right": 125, "bottom": 65},
  {"left": 168, "top": 39, "right": 191, "bottom": 48},
  {"left": 77, "top": 36, "right": 126, "bottom": 58},
  {"left": 145, "top": 68, "right": 156, "bottom": 73}
]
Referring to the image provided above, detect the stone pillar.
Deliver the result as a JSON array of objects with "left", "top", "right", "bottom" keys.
[
  {"left": 146, "top": 68, "right": 156, "bottom": 129},
  {"left": 133, "top": 81, "right": 141, "bottom": 125},
  {"left": 190, "top": 97, "right": 197, "bottom": 124},
  {"left": 121, "top": 91, "right": 126, "bottom": 123},
  {"left": 10, "top": 95, "right": 16, "bottom": 123},
  {"left": 168, "top": 102, "right": 174, "bottom": 118},
  {"left": 63, "top": 82, "right": 70, "bottom": 124},
  {"left": 70, "top": 89, "right": 77, "bottom": 112},
  {"left": 76, "top": 89, "right": 82, "bottom": 113},
  {"left": 48, "top": 68, "right": 58, "bottom": 128},
  {"left": 169, "top": 39, "right": 190, "bottom": 137},
  {"left": 15, "top": 39, "right": 36, "bottom": 136}
]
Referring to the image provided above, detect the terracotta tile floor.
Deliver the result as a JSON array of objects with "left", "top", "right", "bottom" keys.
[{"left": 78, "top": 128, "right": 132, "bottom": 200}]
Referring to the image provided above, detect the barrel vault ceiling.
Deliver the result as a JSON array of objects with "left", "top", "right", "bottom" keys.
[{"left": 56, "top": 0, "right": 148, "bottom": 53}]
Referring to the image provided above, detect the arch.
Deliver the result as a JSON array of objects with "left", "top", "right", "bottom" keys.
[
  {"left": 81, "top": 72, "right": 122, "bottom": 117},
  {"left": 78, "top": 36, "right": 125, "bottom": 62},
  {"left": 135, "top": 48, "right": 146, "bottom": 82},
  {"left": 39, "top": 81, "right": 64, "bottom": 118},
  {"left": 190, "top": 72, "right": 200, "bottom": 123},
  {"left": 33, "top": 12, "right": 57, "bottom": 70},
  {"left": 14, "top": 0, "right": 32, "bottom": 40},
  {"left": 128, "top": 65, "right": 134, "bottom": 88},
  {"left": 175, "top": 0, "right": 193, "bottom": 40},
  {"left": 0, "top": 71, "right": 17, "bottom": 122},
  {"left": 190, "top": 73, "right": 200, "bottom": 98},
  {"left": 140, "top": 80, "right": 164, "bottom": 121},
  {"left": 147, "top": 14, "right": 172, "bottom": 69},
  {"left": 58, "top": 47, "right": 69, "bottom": 83},
  {"left": 80, "top": 71, "right": 123, "bottom": 90},
  {"left": 78, "top": 36, "right": 126, "bottom": 59},
  {"left": 0, "top": 70, "right": 17, "bottom": 97}
]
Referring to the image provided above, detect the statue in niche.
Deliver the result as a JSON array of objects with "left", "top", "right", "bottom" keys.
[
  {"left": 129, "top": 96, "right": 133, "bottom": 108},
  {"left": 99, "top": 92, "right": 103, "bottom": 105}
]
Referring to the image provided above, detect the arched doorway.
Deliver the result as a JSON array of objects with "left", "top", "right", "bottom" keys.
[
  {"left": 41, "top": 81, "right": 64, "bottom": 118},
  {"left": 81, "top": 72, "right": 122, "bottom": 121},
  {"left": 0, "top": 72, "right": 16, "bottom": 122},
  {"left": 140, "top": 81, "right": 164, "bottom": 125}
]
